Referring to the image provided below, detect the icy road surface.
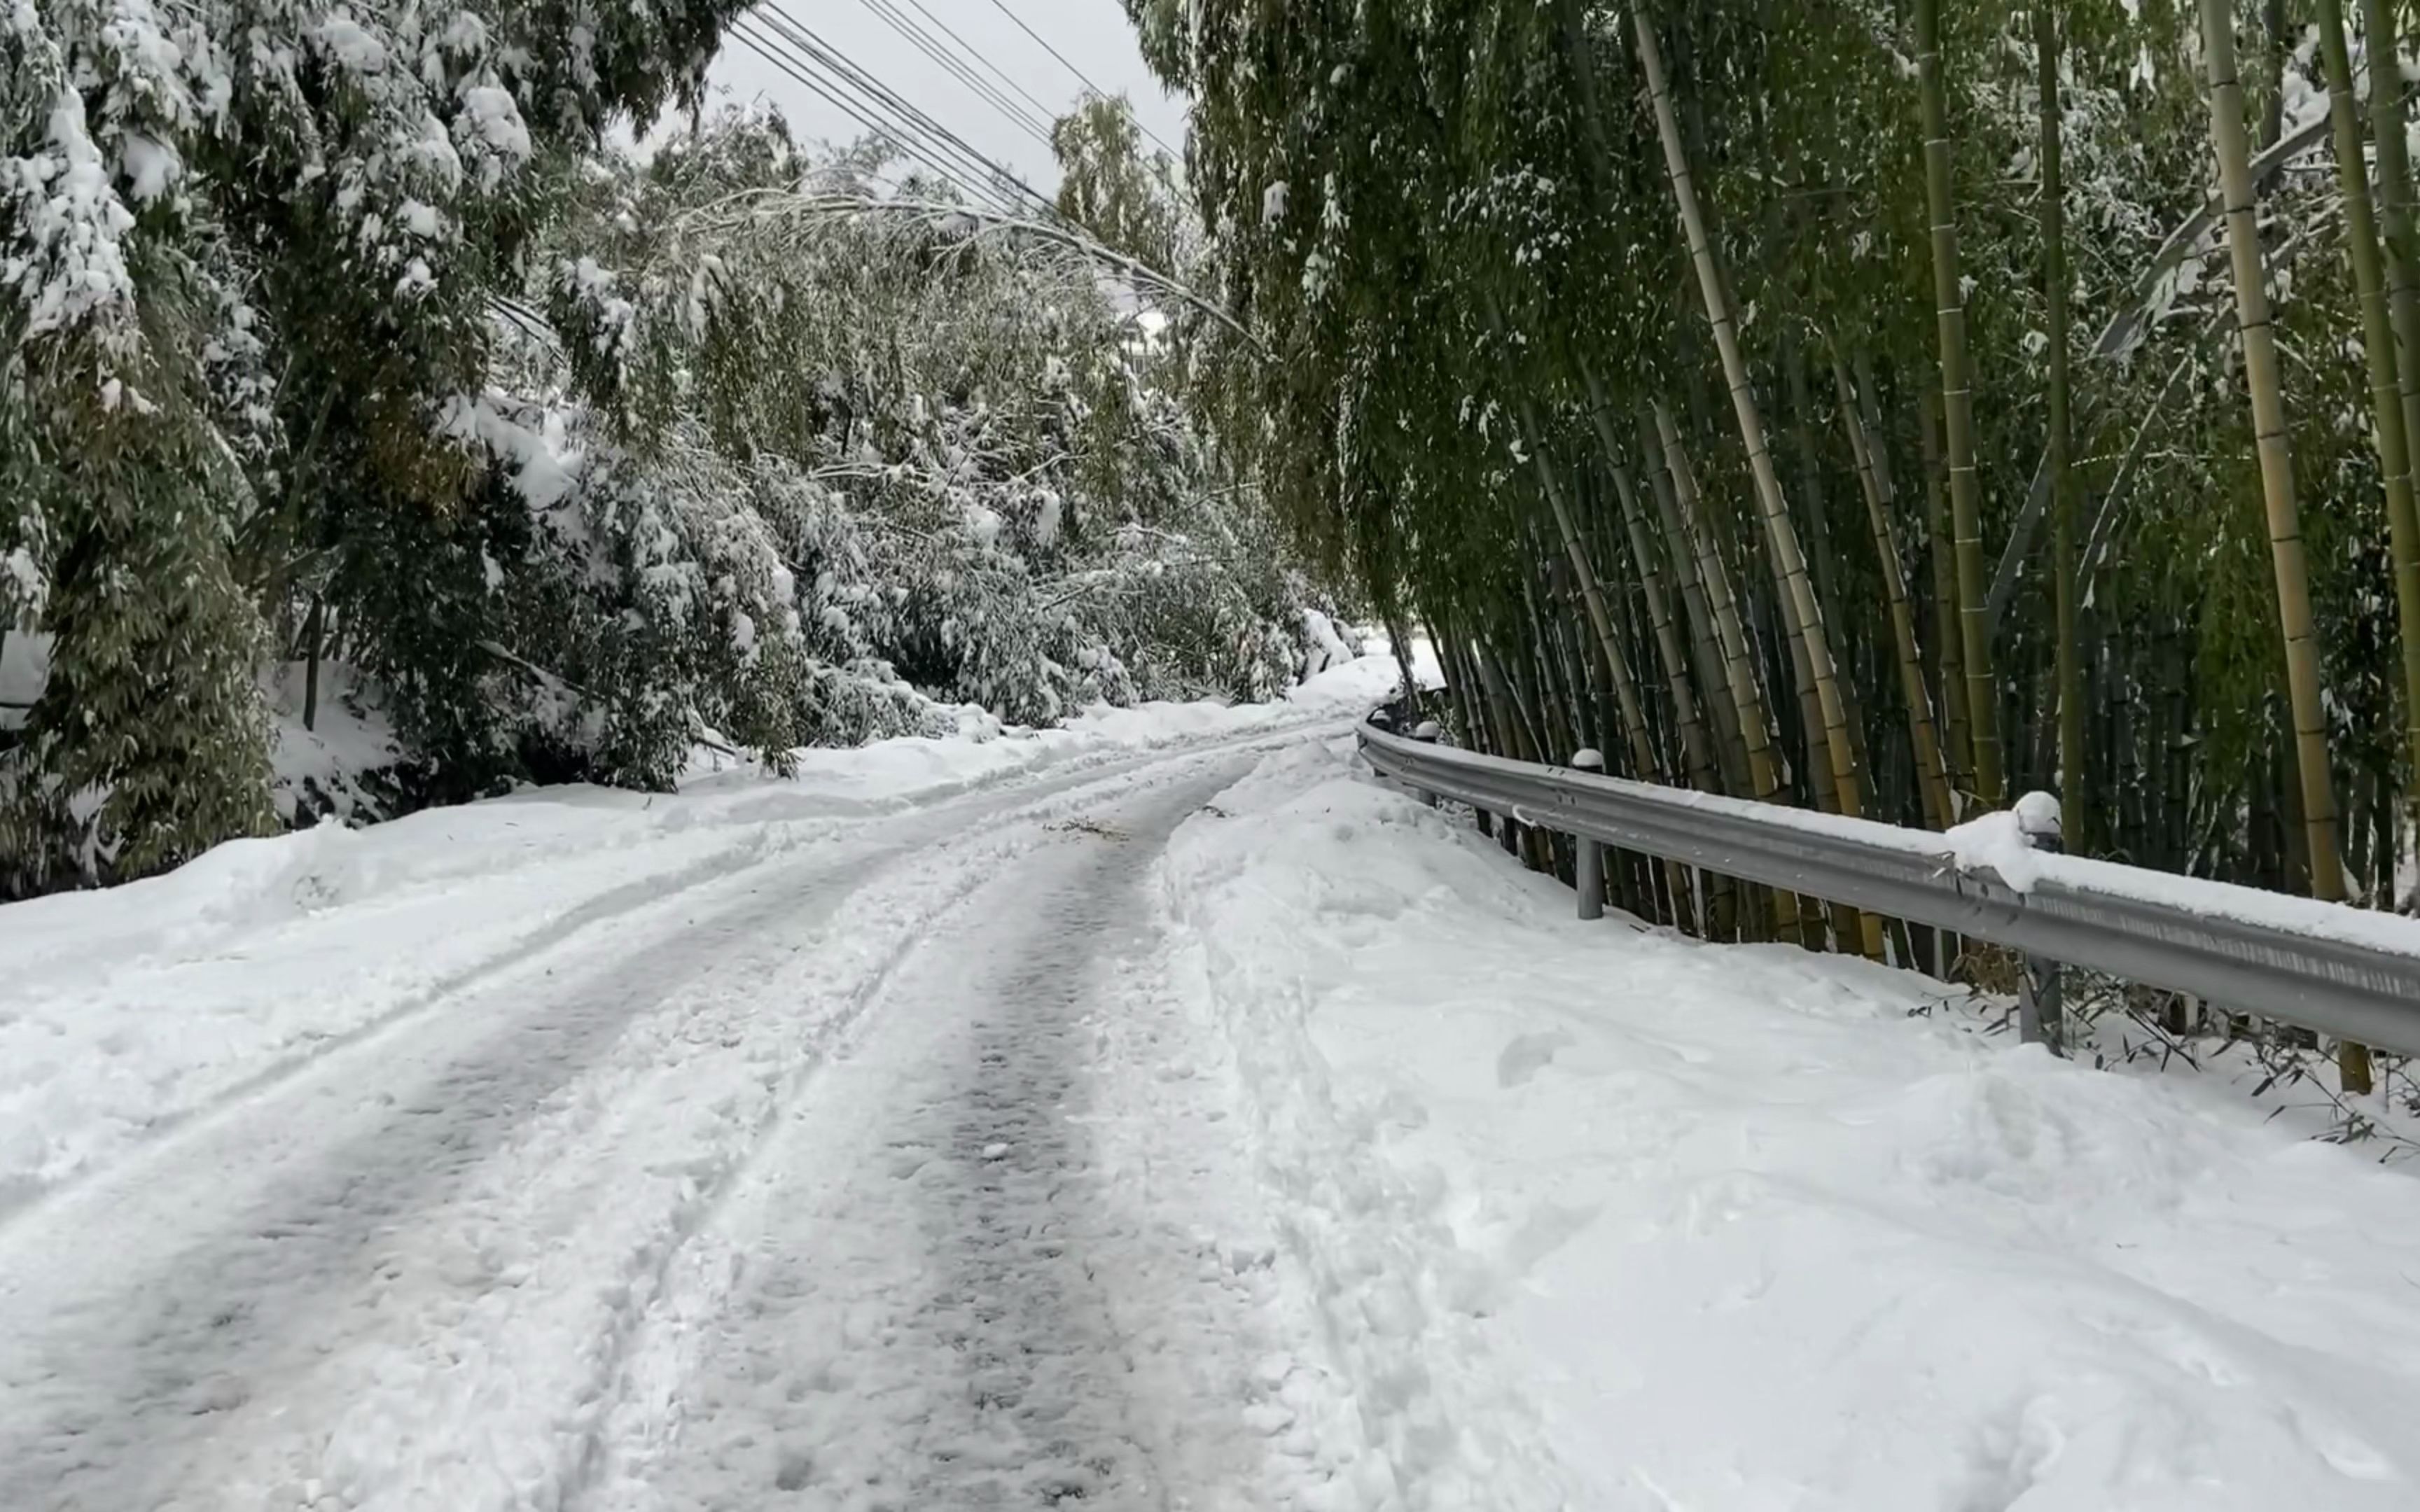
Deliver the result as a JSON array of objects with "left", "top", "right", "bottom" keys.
[{"left": 0, "top": 741, "right": 1345, "bottom": 1512}]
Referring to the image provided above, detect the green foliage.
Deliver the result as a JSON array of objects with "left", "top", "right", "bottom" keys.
[
  {"left": 1055, "top": 94, "right": 1193, "bottom": 276},
  {"left": 1, "top": 29, "right": 1334, "bottom": 899},
  {"left": 0, "top": 0, "right": 758, "bottom": 882},
  {"left": 542, "top": 108, "right": 1324, "bottom": 725},
  {"left": 1132, "top": 0, "right": 2420, "bottom": 894},
  {"left": 0, "top": 364, "right": 275, "bottom": 892}
]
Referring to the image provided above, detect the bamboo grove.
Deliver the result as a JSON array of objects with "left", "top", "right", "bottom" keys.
[{"left": 1122, "top": 0, "right": 2420, "bottom": 1084}]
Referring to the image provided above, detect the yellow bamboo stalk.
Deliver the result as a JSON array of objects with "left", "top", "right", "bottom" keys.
[
  {"left": 1832, "top": 351, "right": 1956, "bottom": 830},
  {"left": 1636, "top": 13, "right": 1881, "bottom": 958},
  {"left": 2195, "top": 0, "right": 2349, "bottom": 920},
  {"left": 1915, "top": 0, "right": 2007, "bottom": 806}
]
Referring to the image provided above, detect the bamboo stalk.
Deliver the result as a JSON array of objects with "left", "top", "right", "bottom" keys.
[
  {"left": 1605, "top": 458, "right": 1720, "bottom": 791},
  {"left": 1783, "top": 334, "right": 1844, "bottom": 632},
  {"left": 1430, "top": 615, "right": 1480, "bottom": 751},
  {"left": 2195, "top": 0, "right": 2349, "bottom": 918},
  {"left": 1832, "top": 351, "right": 1955, "bottom": 830},
  {"left": 1635, "top": 402, "right": 1746, "bottom": 790},
  {"left": 2036, "top": 0, "right": 2086, "bottom": 858},
  {"left": 1525, "top": 566, "right": 1580, "bottom": 758},
  {"left": 1608, "top": 458, "right": 1739, "bottom": 935},
  {"left": 2367, "top": 0, "right": 2420, "bottom": 482},
  {"left": 1634, "top": 13, "right": 1880, "bottom": 960},
  {"left": 1851, "top": 354, "right": 1900, "bottom": 505},
  {"left": 1575, "top": 372, "right": 1721, "bottom": 797},
  {"left": 1523, "top": 425, "right": 1664, "bottom": 787},
  {"left": 1654, "top": 403, "right": 1783, "bottom": 806},
  {"left": 1653, "top": 402, "right": 1802, "bottom": 944},
  {"left": 1500, "top": 630, "right": 1562, "bottom": 874},
  {"left": 1917, "top": 388, "right": 1972, "bottom": 804},
  {"left": 1914, "top": 0, "right": 2006, "bottom": 806},
  {"left": 1608, "top": 458, "right": 1732, "bottom": 936},
  {"left": 2359, "top": 0, "right": 2420, "bottom": 914},
  {"left": 2315, "top": 0, "right": 2409, "bottom": 1087}
]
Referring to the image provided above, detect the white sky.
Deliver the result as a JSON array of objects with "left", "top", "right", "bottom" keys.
[{"left": 696, "top": 0, "right": 1190, "bottom": 196}]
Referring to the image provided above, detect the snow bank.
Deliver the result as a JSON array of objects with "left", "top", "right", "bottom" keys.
[
  {"left": 0, "top": 652, "right": 1410, "bottom": 1205},
  {"left": 1161, "top": 737, "right": 2420, "bottom": 1509}
]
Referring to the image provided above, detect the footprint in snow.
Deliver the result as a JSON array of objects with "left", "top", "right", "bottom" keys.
[{"left": 1497, "top": 1028, "right": 1576, "bottom": 1088}]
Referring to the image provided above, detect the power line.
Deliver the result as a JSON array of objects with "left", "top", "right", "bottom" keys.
[
  {"left": 728, "top": 16, "right": 1023, "bottom": 213},
  {"left": 728, "top": 18, "right": 1001, "bottom": 207},
  {"left": 896, "top": 0, "right": 1066, "bottom": 134},
  {"left": 751, "top": 8, "right": 1055, "bottom": 215},
  {"left": 877, "top": 0, "right": 1055, "bottom": 143},
  {"left": 756, "top": 5, "right": 1057, "bottom": 213},
  {"left": 980, "top": 0, "right": 1181, "bottom": 159},
  {"left": 847, "top": 0, "right": 1057, "bottom": 148},
  {"left": 728, "top": 21, "right": 924, "bottom": 172}
]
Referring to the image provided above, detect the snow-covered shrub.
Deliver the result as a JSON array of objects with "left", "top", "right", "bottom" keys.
[
  {"left": 0, "top": 0, "right": 755, "bottom": 890},
  {"left": 539, "top": 108, "right": 1335, "bottom": 723},
  {"left": 0, "top": 60, "right": 1341, "bottom": 896},
  {"left": 336, "top": 395, "right": 814, "bottom": 802}
]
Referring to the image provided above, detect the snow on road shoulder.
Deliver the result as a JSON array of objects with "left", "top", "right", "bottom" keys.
[
  {"left": 1161, "top": 736, "right": 2420, "bottom": 1510},
  {"left": 712, "top": 647, "right": 1411, "bottom": 813},
  {"left": 0, "top": 652, "right": 1408, "bottom": 1205}
]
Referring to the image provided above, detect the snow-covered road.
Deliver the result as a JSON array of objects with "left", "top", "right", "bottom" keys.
[
  {"left": 0, "top": 734, "right": 1340, "bottom": 1512},
  {"left": 585, "top": 760, "right": 1332, "bottom": 1511},
  {"left": 13, "top": 645, "right": 2420, "bottom": 1512}
]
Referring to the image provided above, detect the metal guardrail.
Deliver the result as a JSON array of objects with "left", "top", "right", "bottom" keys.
[{"left": 1358, "top": 719, "right": 2420, "bottom": 1056}]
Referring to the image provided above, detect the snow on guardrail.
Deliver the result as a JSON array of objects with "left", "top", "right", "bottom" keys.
[{"left": 1357, "top": 719, "right": 2420, "bottom": 1056}]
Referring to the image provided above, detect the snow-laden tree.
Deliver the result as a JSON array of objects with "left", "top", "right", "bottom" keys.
[
  {"left": 540, "top": 108, "right": 1331, "bottom": 732},
  {"left": 1, "top": 38, "right": 1342, "bottom": 897},
  {"left": 0, "top": 0, "right": 755, "bottom": 886},
  {"left": 1, "top": 1, "right": 280, "bottom": 888}
]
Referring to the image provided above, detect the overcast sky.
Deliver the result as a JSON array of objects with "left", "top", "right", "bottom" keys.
[{"left": 697, "top": 0, "right": 1190, "bottom": 196}]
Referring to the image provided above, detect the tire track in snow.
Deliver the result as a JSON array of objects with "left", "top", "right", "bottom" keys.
[
  {"left": 0, "top": 822, "right": 843, "bottom": 1233},
  {"left": 0, "top": 740, "right": 1324, "bottom": 1512},
  {"left": 0, "top": 721, "right": 1330, "bottom": 1239},
  {"left": 0, "top": 848, "right": 891, "bottom": 1512},
  {"left": 583, "top": 762, "right": 1328, "bottom": 1511},
  {"left": 909, "top": 799, "right": 1216, "bottom": 1506}
]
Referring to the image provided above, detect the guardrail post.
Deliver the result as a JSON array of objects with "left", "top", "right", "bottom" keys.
[
  {"left": 1411, "top": 720, "right": 1442, "bottom": 806},
  {"left": 2013, "top": 793, "right": 2066, "bottom": 1055},
  {"left": 2019, "top": 955, "right": 2064, "bottom": 1055},
  {"left": 1571, "top": 748, "right": 1605, "bottom": 920}
]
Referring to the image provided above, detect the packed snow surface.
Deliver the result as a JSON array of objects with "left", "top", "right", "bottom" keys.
[
  {"left": 6, "top": 638, "right": 2417, "bottom": 1512},
  {"left": 0, "top": 652, "right": 1412, "bottom": 1205},
  {"left": 580, "top": 762, "right": 1361, "bottom": 1510},
  {"left": 1162, "top": 736, "right": 2420, "bottom": 1508},
  {"left": 0, "top": 654, "right": 1420, "bottom": 1511}
]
